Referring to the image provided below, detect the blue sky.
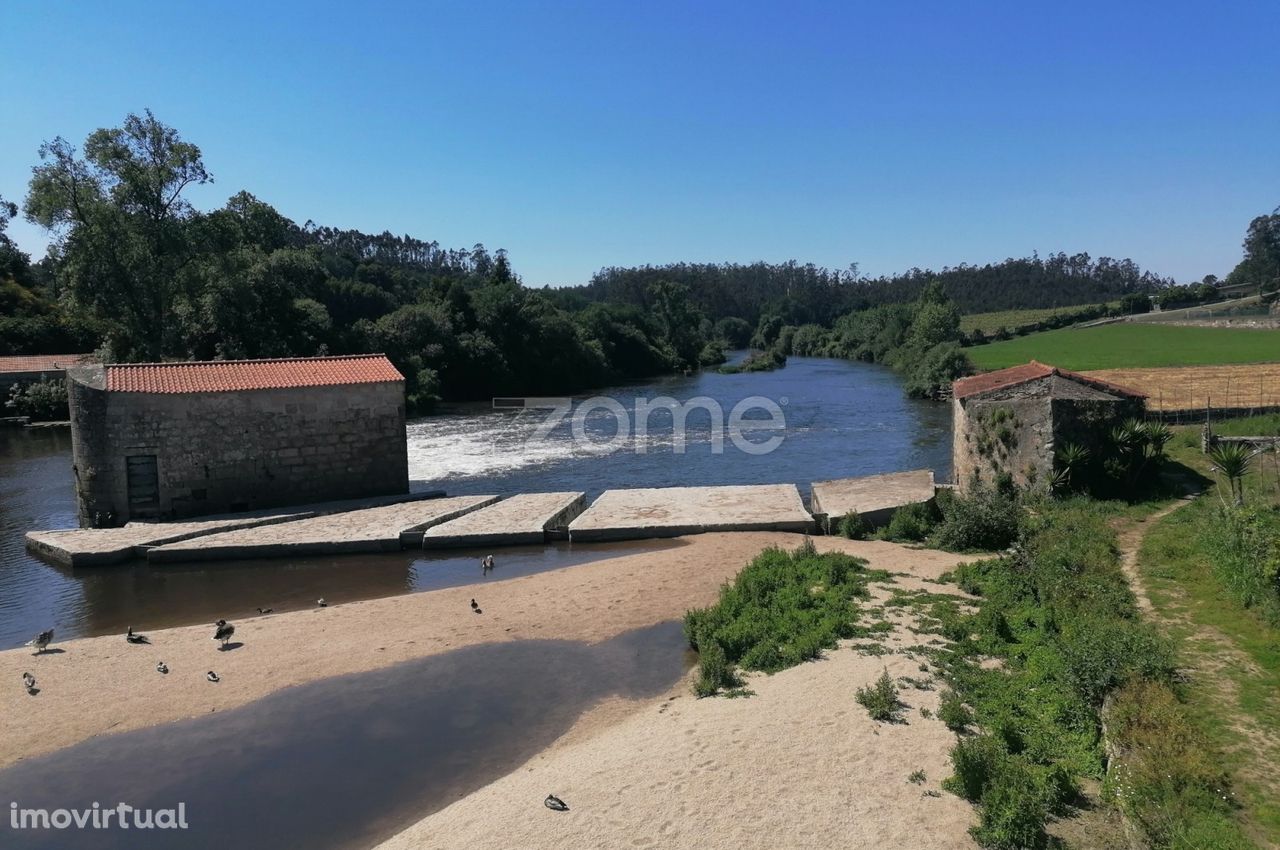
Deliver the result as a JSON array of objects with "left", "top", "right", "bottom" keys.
[{"left": 1, "top": 1, "right": 1276, "bottom": 286}]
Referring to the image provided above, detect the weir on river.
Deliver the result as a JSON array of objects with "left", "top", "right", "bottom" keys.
[{"left": 0, "top": 356, "right": 951, "bottom": 648}]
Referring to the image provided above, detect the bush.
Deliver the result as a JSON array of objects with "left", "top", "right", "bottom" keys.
[
  {"left": 5, "top": 378, "right": 69, "bottom": 421},
  {"left": 834, "top": 509, "right": 866, "bottom": 540},
  {"left": 692, "top": 639, "right": 740, "bottom": 698},
  {"left": 1058, "top": 616, "right": 1175, "bottom": 706},
  {"left": 878, "top": 501, "right": 940, "bottom": 543},
  {"left": 938, "top": 689, "right": 973, "bottom": 731},
  {"left": 931, "top": 486, "right": 1021, "bottom": 552},
  {"left": 856, "top": 670, "right": 901, "bottom": 721},
  {"left": 946, "top": 734, "right": 1008, "bottom": 802},
  {"left": 972, "top": 760, "right": 1050, "bottom": 850},
  {"left": 683, "top": 542, "right": 886, "bottom": 693}
]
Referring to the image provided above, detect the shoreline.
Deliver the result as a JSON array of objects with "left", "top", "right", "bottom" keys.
[{"left": 1, "top": 532, "right": 983, "bottom": 850}]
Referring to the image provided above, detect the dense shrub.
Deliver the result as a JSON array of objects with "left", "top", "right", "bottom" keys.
[
  {"left": 930, "top": 486, "right": 1021, "bottom": 552},
  {"left": 1058, "top": 616, "right": 1175, "bottom": 706},
  {"left": 834, "top": 509, "right": 866, "bottom": 540},
  {"left": 938, "top": 689, "right": 973, "bottom": 731},
  {"left": 946, "top": 734, "right": 1008, "bottom": 802},
  {"left": 972, "top": 759, "right": 1050, "bottom": 850},
  {"left": 692, "top": 639, "right": 739, "bottom": 697},
  {"left": 5, "top": 378, "right": 69, "bottom": 421},
  {"left": 877, "top": 501, "right": 940, "bottom": 543},
  {"left": 683, "top": 542, "right": 886, "bottom": 694},
  {"left": 855, "top": 670, "right": 901, "bottom": 721}
]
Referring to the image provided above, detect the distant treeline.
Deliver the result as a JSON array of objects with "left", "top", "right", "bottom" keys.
[
  {"left": 0, "top": 112, "right": 727, "bottom": 409},
  {"left": 2, "top": 110, "right": 1274, "bottom": 411},
  {"left": 557, "top": 253, "right": 1178, "bottom": 327}
]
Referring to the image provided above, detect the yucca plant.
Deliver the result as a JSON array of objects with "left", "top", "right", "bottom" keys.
[
  {"left": 1054, "top": 442, "right": 1091, "bottom": 493},
  {"left": 1142, "top": 422, "right": 1173, "bottom": 460},
  {"left": 1208, "top": 442, "right": 1252, "bottom": 506}
]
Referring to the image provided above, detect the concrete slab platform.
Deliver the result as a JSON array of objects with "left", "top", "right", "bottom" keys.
[
  {"left": 810, "top": 469, "right": 936, "bottom": 529},
  {"left": 25, "top": 513, "right": 315, "bottom": 568},
  {"left": 23, "top": 491, "right": 448, "bottom": 568},
  {"left": 422, "top": 492, "right": 587, "bottom": 548},
  {"left": 146, "top": 495, "right": 498, "bottom": 563},
  {"left": 568, "top": 484, "right": 813, "bottom": 542}
]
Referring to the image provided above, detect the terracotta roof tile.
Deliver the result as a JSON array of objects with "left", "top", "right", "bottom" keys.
[
  {"left": 953, "top": 360, "right": 1146, "bottom": 400},
  {"left": 0, "top": 354, "right": 94, "bottom": 374},
  {"left": 103, "top": 355, "right": 404, "bottom": 394}
]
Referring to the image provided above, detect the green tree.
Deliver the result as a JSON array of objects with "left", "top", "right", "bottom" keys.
[
  {"left": 24, "top": 110, "right": 211, "bottom": 359},
  {"left": 1225, "top": 207, "right": 1280, "bottom": 294}
]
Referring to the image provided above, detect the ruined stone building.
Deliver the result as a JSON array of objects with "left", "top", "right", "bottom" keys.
[
  {"left": 67, "top": 354, "right": 408, "bottom": 525},
  {"left": 951, "top": 361, "right": 1145, "bottom": 491}
]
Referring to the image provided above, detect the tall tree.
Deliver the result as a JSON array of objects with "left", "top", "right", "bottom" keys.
[
  {"left": 24, "top": 110, "right": 211, "bottom": 359},
  {"left": 1225, "top": 207, "right": 1280, "bottom": 294}
]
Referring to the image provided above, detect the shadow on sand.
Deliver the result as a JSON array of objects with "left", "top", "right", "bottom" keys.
[{"left": 0, "top": 621, "right": 693, "bottom": 850}]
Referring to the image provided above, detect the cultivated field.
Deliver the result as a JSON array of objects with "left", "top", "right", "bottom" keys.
[
  {"left": 965, "top": 323, "right": 1280, "bottom": 371},
  {"left": 1083, "top": 364, "right": 1280, "bottom": 412}
]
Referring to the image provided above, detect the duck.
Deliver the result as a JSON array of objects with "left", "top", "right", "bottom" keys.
[
  {"left": 317, "top": 598, "right": 327, "bottom": 608},
  {"left": 212, "top": 619, "right": 235, "bottom": 649},
  {"left": 22, "top": 672, "right": 36, "bottom": 694},
  {"left": 156, "top": 661, "right": 169, "bottom": 675},
  {"left": 470, "top": 598, "right": 479, "bottom": 610},
  {"left": 126, "top": 627, "right": 150, "bottom": 645},
  {"left": 482, "top": 554, "right": 496, "bottom": 572},
  {"left": 25, "top": 628, "right": 53, "bottom": 655},
  {"left": 544, "top": 794, "right": 569, "bottom": 812},
  {"left": 206, "top": 671, "right": 220, "bottom": 683},
  {"left": 256, "top": 607, "right": 274, "bottom": 614}
]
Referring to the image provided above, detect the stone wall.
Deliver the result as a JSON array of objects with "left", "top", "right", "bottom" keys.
[
  {"left": 953, "top": 393, "right": 1053, "bottom": 490},
  {"left": 68, "top": 370, "right": 407, "bottom": 525},
  {"left": 953, "top": 376, "right": 1140, "bottom": 492}
]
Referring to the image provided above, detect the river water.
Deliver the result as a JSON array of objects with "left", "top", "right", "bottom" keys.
[{"left": 0, "top": 356, "right": 950, "bottom": 649}]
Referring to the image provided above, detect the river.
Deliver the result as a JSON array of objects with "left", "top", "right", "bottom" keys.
[{"left": 0, "top": 356, "right": 950, "bottom": 649}]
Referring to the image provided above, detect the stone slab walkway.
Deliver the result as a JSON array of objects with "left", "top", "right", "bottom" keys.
[
  {"left": 810, "top": 469, "right": 936, "bottom": 528},
  {"left": 422, "top": 492, "right": 586, "bottom": 548},
  {"left": 146, "top": 495, "right": 498, "bottom": 563},
  {"left": 568, "top": 484, "right": 813, "bottom": 542}
]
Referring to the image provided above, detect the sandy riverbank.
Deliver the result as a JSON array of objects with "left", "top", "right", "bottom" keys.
[
  {"left": 1, "top": 531, "right": 982, "bottom": 849},
  {"left": 376, "top": 539, "right": 983, "bottom": 850}
]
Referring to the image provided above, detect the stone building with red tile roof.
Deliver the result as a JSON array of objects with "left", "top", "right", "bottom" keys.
[
  {"left": 66, "top": 355, "right": 408, "bottom": 525},
  {"left": 951, "top": 361, "right": 1145, "bottom": 491}
]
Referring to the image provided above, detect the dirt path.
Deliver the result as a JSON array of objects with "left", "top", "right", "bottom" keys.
[
  {"left": 1115, "top": 494, "right": 1280, "bottom": 848},
  {"left": 1112, "top": 497, "right": 1195, "bottom": 616}
]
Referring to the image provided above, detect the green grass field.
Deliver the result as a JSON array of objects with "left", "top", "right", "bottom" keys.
[
  {"left": 965, "top": 323, "right": 1280, "bottom": 371},
  {"left": 959, "top": 303, "right": 1116, "bottom": 334}
]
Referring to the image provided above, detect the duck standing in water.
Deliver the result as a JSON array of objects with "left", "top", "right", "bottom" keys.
[
  {"left": 25, "top": 629, "right": 54, "bottom": 655},
  {"left": 317, "top": 598, "right": 327, "bottom": 608},
  {"left": 22, "top": 672, "right": 36, "bottom": 694},
  {"left": 482, "top": 554, "right": 496, "bottom": 573},
  {"left": 212, "top": 619, "right": 235, "bottom": 649},
  {"left": 126, "top": 627, "right": 150, "bottom": 645},
  {"left": 544, "top": 794, "right": 569, "bottom": 812}
]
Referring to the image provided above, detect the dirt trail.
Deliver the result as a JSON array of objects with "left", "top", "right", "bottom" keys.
[{"left": 1115, "top": 494, "right": 1280, "bottom": 848}]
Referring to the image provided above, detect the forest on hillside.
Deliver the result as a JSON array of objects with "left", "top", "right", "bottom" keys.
[
  {"left": 558, "top": 253, "right": 1179, "bottom": 327},
  {"left": 2, "top": 111, "right": 1274, "bottom": 410}
]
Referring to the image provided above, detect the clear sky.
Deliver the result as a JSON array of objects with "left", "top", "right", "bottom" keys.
[{"left": 1, "top": 1, "right": 1276, "bottom": 287}]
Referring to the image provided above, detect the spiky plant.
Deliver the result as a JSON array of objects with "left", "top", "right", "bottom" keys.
[{"left": 1208, "top": 442, "right": 1252, "bottom": 506}]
